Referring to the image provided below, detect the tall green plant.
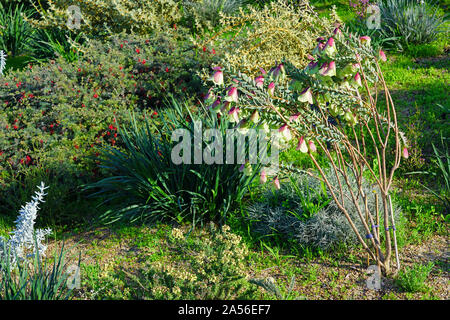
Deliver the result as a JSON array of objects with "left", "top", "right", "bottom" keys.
[
  {"left": 377, "top": 0, "right": 448, "bottom": 50},
  {"left": 86, "top": 99, "right": 260, "bottom": 225},
  {"left": 0, "top": 241, "right": 77, "bottom": 300},
  {"left": 0, "top": 2, "right": 35, "bottom": 56}
]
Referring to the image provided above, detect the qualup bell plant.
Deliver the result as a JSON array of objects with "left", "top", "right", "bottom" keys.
[{"left": 206, "top": 27, "right": 408, "bottom": 275}]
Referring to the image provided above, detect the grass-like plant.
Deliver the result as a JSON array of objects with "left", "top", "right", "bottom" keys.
[
  {"left": 377, "top": 0, "right": 448, "bottom": 50},
  {"left": 395, "top": 262, "right": 434, "bottom": 293},
  {"left": 0, "top": 242, "right": 76, "bottom": 300},
  {"left": 86, "top": 99, "right": 260, "bottom": 225},
  {"left": 0, "top": 2, "right": 35, "bottom": 56}
]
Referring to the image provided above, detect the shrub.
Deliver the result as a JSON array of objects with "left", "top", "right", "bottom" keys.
[
  {"left": 247, "top": 172, "right": 403, "bottom": 251},
  {"left": 204, "top": 25, "right": 406, "bottom": 273},
  {"left": 182, "top": 0, "right": 246, "bottom": 31},
  {"left": 86, "top": 100, "right": 260, "bottom": 225},
  {"left": 196, "top": 0, "right": 337, "bottom": 77},
  {"left": 396, "top": 262, "right": 434, "bottom": 292},
  {"left": 377, "top": 0, "right": 448, "bottom": 50},
  {"left": 27, "top": 0, "right": 183, "bottom": 36},
  {"left": 0, "top": 30, "right": 213, "bottom": 187},
  {"left": 128, "top": 224, "right": 256, "bottom": 299}
]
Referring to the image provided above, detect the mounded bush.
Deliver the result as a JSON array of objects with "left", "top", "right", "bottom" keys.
[{"left": 247, "top": 172, "right": 404, "bottom": 251}]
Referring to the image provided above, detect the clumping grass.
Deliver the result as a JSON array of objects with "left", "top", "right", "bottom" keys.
[{"left": 396, "top": 262, "right": 435, "bottom": 293}]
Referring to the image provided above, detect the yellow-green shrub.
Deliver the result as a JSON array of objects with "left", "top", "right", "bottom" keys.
[
  {"left": 196, "top": 0, "right": 339, "bottom": 76},
  {"left": 27, "top": 0, "right": 182, "bottom": 35}
]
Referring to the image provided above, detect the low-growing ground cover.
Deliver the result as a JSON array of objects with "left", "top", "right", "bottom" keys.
[{"left": 0, "top": 0, "right": 448, "bottom": 301}]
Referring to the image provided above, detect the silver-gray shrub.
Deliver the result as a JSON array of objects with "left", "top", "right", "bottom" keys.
[
  {"left": 0, "top": 182, "right": 52, "bottom": 266},
  {"left": 247, "top": 172, "right": 402, "bottom": 251}
]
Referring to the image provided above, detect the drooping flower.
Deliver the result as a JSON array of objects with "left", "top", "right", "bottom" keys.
[
  {"left": 319, "top": 61, "right": 336, "bottom": 77},
  {"left": 225, "top": 87, "right": 238, "bottom": 103},
  {"left": 305, "top": 61, "right": 319, "bottom": 75},
  {"left": 273, "top": 176, "right": 281, "bottom": 190},
  {"left": 402, "top": 147, "right": 409, "bottom": 159},
  {"left": 297, "top": 87, "right": 313, "bottom": 104},
  {"left": 296, "top": 136, "right": 308, "bottom": 153},
  {"left": 204, "top": 88, "right": 215, "bottom": 104},
  {"left": 260, "top": 169, "right": 267, "bottom": 184},
  {"left": 352, "top": 72, "right": 362, "bottom": 87},
  {"left": 211, "top": 67, "right": 224, "bottom": 86},
  {"left": 289, "top": 112, "right": 301, "bottom": 123},
  {"left": 360, "top": 36, "right": 371, "bottom": 46},
  {"left": 255, "top": 76, "right": 264, "bottom": 88},
  {"left": 228, "top": 106, "right": 240, "bottom": 123},
  {"left": 209, "top": 98, "right": 221, "bottom": 111},
  {"left": 250, "top": 110, "right": 260, "bottom": 123},
  {"left": 308, "top": 141, "right": 317, "bottom": 152},
  {"left": 268, "top": 82, "right": 275, "bottom": 96},
  {"left": 322, "top": 37, "right": 337, "bottom": 57},
  {"left": 379, "top": 49, "right": 387, "bottom": 62},
  {"left": 278, "top": 124, "right": 292, "bottom": 141}
]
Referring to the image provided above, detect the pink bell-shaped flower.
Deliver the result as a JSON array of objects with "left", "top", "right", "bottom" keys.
[
  {"left": 260, "top": 169, "right": 267, "bottom": 184},
  {"left": 268, "top": 82, "right": 275, "bottom": 96},
  {"left": 308, "top": 140, "right": 317, "bottom": 152},
  {"left": 225, "top": 87, "right": 238, "bottom": 103},
  {"left": 228, "top": 106, "right": 240, "bottom": 123},
  {"left": 296, "top": 136, "right": 308, "bottom": 153},
  {"left": 211, "top": 68, "right": 224, "bottom": 86},
  {"left": 297, "top": 87, "right": 313, "bottom": 104},
  {"left": 402, "top": 147, "right": 409, "bottom": 159},
  {"left": 273, "top": 176, "right": 281, "bottom": 190},
  {"left": 379, "top": 49, "right": 387, "bottom": 62},
  {"left": 360, "top": 36, "right": 371, "bottom": 46},
  {"left": 255, "top": 76, "right": 264, "bottom": 88}
]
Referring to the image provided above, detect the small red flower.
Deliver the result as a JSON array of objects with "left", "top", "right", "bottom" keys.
[
  {"left": 93, "top": 93, "right": 98, "bottom": 98},
  {"left": 165, "top": 67, "right": 169, "bottom": 73},
  {"left": 120, "top": 44, "right": 123, "bottom": 48},
  {"left": 142, "top": 59, "right": 146, "bottom": 64},
  {"left": 13, "top": 125, "right": 18, "bottom": 130},
  {"left": 136, "top": 48, "right": 140, "bottom": 54},
  {"left": 212, "top": 49, "right": 216, "bottom": 54},
  {"left": 74, "top": 144, "right": 79, "bottom": 149},
  {"left": 203, "top": 46, "right": 206, "bottom": 52}
]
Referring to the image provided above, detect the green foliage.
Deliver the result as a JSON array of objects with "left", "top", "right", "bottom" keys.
[
  {"left": 0, "top": 30, "right": 212, "bottom": 186},
  {"left": 198, "top": 0, "right": 337, "bottom": 77},
  {"left": 128, "top": 224, "right": 257, "bottom": 299},
  {"left": 182, "top": 0, "right": 246, "bottom": 31},
  {"left": 378, "top": 0, "right": 448, "bottom": 50},
  {"left": 86, "top": 100, "right": 260, "bottom": 225},
  {"left": 396, "top": 262, "right": 434, "bottom": 293},
  {"left": 247, "top": 172, "right": 403, "bottom": 250},
  {"left": 0, "top": 2, "right": 35, "bottom": 56},
  {"left": 0, "top": 242, "right": 77, "bottom": 300},
  {"left": 28, "top": 0, "right": 183, "bottom": 36}
]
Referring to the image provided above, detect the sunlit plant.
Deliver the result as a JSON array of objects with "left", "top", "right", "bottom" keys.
[{"left": 205, "top": 27, "right": 407, "bottom": 274}]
